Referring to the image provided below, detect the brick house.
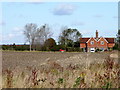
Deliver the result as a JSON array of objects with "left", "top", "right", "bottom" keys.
[{"left": 80, "top": 30, "right": 115, "bottom": 52}]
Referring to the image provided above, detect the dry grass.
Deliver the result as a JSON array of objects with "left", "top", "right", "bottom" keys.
[
  {"left": 2, "top": 57, "right": 120, "bottom": 88},
  {"left": 2, "top": 51, "right": 120, "bottom": 88}
]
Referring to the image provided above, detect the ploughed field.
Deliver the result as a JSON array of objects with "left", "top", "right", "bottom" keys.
[
  {"left": 2, "top": 51, "right": 81, "bottom": 70},
  {"left": 2, "top": 51, "right": 113, "bottom": 70},
  {"left": 2, "top": 51, "right": 119, "bottom": 88}
]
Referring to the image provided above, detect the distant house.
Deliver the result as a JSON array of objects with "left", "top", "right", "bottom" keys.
[{"left": 80, "top": 30, "right": 115, "bottom": 52}]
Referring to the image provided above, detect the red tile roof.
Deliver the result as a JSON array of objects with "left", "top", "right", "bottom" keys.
[
  {"left": 80, "top": 37, "right": 115, "bottom": 43},
  {"left": 80, "top": 38, "right": 90, "bottom": 43},
  {"left": 105, "top": 38, "right": 115, "bottom": 43}
]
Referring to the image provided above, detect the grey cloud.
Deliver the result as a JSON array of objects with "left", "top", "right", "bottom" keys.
[
  {"left": 53, "top": 4, "right": 76, "bottom": 15},
  {"left": 0, "top": 21, "right": 6, "bottom": 26},
  {"left": 113, "top": 16, "right": 118, "bottom": 19}
]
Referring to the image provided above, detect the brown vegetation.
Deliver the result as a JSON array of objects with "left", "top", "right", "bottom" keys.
[{"left": 2, "top": 51, "right": 119, "bottom": 88}]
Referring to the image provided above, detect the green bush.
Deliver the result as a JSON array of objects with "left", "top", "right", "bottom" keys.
[
  {"left": 73, "top": 77, "right": 81, "bottom": 88},
  {"left": 2, "top": 45, "right": 13, "bottom": 50},
  {"left": 58, "top": 78, "right": 64, "bottom": 84},
  {"left": 66, "top": 47, "right": 81, "bottom": 52},
  {"left": 2, "top": 45, "right": 30, "bottom": 51},
  {"left": 113, "top": 43, "right": 120, "bottom": 51},
  {"left": 2, "top": 45, "right": 9, "bottom": 50},
  {"left": 51, "top": 45, "right": 65, "bottom": 51}
]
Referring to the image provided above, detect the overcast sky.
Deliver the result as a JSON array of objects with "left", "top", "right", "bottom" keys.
[{"left": 0, "top": 2, "right": 118, "bottom": 44}]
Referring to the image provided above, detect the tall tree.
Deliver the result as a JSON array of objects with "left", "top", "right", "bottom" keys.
[
  {"left": 35, "top": 24, "right": 53, "bottom": 46},
  {"left": 118, "top": 30, "right": 120, "bottom": 43},
  {"left": 58, "top": 27, "right": 82, "bottom": 49},
  {"left": 117, "top": 29, "right": 120, "bottom": 50},
  {"left": 24, "top": 23, "right": 53, "bottom": 51},
  {"left": 24, "top": 23, "right": 37, "bottom": 51},
  {"left": 114, "top": 29, "right": 120, "bottom": 50}
]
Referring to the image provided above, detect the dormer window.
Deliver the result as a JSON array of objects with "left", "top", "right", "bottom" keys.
[
  {"left": 101, "top": 41, "right": 104, "bottom": 45},
  {"left": 91, "top": 41, "right": 94, "bottom": 45}
]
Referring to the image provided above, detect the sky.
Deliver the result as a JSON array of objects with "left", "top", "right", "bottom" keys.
[{"left": 0, "top": 1, "right": 118, "bottom": 44}]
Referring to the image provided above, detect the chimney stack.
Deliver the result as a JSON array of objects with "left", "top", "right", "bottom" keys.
[{"left": 96, "top": 30, "right": 98, "bottom": 38}]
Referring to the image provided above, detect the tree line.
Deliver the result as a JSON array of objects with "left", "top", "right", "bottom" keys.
[
  {"left": 2, "top": 23, "right": 82, "bottom": 51},
  {"left": 23, "top": 23, "right": 82, "bottom": 51},
  {"left": 1, "top": 23, "right": 120, "bottom": 51}
]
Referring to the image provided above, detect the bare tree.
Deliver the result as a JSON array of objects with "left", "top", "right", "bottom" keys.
[
  {"left": 24, "top": 23, "right": 37, "bottom": 51},
  {"left": 35, "top": 24, "right": 53, "bottom": 47},
  {"left": 24, "top": 23, "right": 53, "bottom": 51}
]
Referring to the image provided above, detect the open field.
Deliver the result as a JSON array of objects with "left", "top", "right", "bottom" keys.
[{"left": 2, "top": 51, "right": 120, "bottom": 88}]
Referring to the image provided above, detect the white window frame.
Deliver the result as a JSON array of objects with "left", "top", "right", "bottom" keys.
[
  {"left": 101, "top": 41, "right": 104, "bottom": 45},
  {"left": 91, "top": 41, "right": 94, "bottom": 45}
]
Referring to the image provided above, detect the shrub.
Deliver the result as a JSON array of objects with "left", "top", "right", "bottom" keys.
[
  {"left": 102, "top": 82, "right": 112, "bottom": 88},
  {"left": 51, "top": 45, "right": 65, "bottom": 51},
  {"left": 58, "top": 78, "right": 64, "bottom": 84},
  {"left": 73, "top": 77, "right": 81, "bottom": 88}
]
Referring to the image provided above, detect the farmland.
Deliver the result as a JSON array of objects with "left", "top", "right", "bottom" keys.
[{"left": 2, "top": 51, "right": 120, "bottom": 88}]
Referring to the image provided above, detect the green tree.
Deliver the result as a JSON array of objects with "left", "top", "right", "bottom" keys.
[
  {"left": 117, "top": 29, "right": 120, "bottom": 43},
  {"left": 58, "top": 27, "right": 82, "bottom": 50},
  {"left": 114, "top": 29, "right": 120, "bottom": 50},
  {"left": 118, "top": 30, "right": 120, "bottom": 50}
]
